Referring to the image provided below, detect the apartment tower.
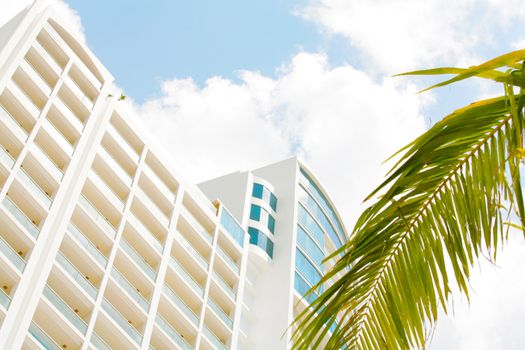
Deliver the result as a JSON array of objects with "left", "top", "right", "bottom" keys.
[{"left": 0, "top": 2, "right": 348, "bottom": 350}]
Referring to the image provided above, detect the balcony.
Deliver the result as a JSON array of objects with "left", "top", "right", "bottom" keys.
[
  {"left": 203, "top": 326, "right": 228, "bottom": 350},
  {"left": 89, "top": 171, "right": 125, "bottom": 212},
  {"left": 30, "top": 145, "right": 63, "bottom": 182},
  {"left": 212, "top": 273, "right": 236, "bottom": 301},
  {"left": 180, "top": 208, "right": 213, "bottom": 245},
  {"left": 219, "top": 208, "right": 245, "bottom": 247},
  {"left": 110, "top": 268, "right": 149, "bottom": 312},
  {"left": 54, "top": 97, "right": 84, "bottom": 133},
  {"left": 78, "top": 195, "right": 116, "bottom": 239},
  {"left": 42, "top": 286, "right": 87, "bottom": 335},
  {"left": 97, "top": 147, "right": 133, "bottom": 187},
  {"left": 155, "top": 314, "right": 193, "bottom": 350},
  {"left": 175, "top": 233, "right": 209, "bottom": 270},
  {"left": 163, "top": 284, "right": 199, "bottom": 327},
  {"left": 27, "top": 322, "right": 62, "bottom": 350},
  {"left": 216, "top": 246, "right": 239, "bottom": 275},
  {"left": 0, "top": 235, "right": 26, "bottom": 272},
  {"left": 17, "top": 168, "right": 52, "bottom": 209},
  {"left": 128, "top": 214, "right": 162, "bottom": 253},
  {"left": 2, "top": 196, "right": 39, "bottom": 239},
  {"left": 119, "top": 239, "right": 157, "bottom": 281},
  {"left": 0, "top": 146, "right": 15, "bottom": 170},
  {"left": 42, "top": 120, "right": 74, "bottom": 156},
  {"left": 90, "top": 332, "right": 112, "bottom": 350},
  {"left": 136, "top": 188, "right": 169, "bottom": 227},
  {"left": 168, "top": 258, "right": 204, "bottom": 298},
  {"left": 67, "top": 223, "right": 108, "bottom": 268},
  {"left": 55, "top": 252, "right": 98, "bottom": 299},
  {"left": 0, "top": 287, "right": 10, "bottom": 311},
  {"left": 0, "top": 105, "right": 28, "bottom": 143},
  {"left": 207, "top": 298, "right": 233, "bottom": 329},
  {"left": 101, "top": 299, "right": 142, "bottom": 346},
  {"left": 142, "top": 164, "right": 175, "bottom": 203}
]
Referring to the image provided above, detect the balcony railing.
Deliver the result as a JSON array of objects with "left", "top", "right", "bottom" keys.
[
  {"left": 0, "top": 146, "right": 15, "bottom": 169},
  {"left": 101, "top": 299, "right": 142, "bottom": 345},
  {"left": 110, "top": 268, "right": 149, "bottom": 312},
  {"left": 180, "top": 208, "right": 213, "bottom": 244},
  {"left": 67, "top": 223, "right": 108, "bottom": 267},
  {"left": 31, "top": 144, "right": 63, "bottom": 181},
  {"left": 219, "top": 207, "right": 245, "bottom": 247},
  {"left": 78, "top": 195, "right": 116, "bottom": 239},
  {"left": 43, "top": 286, "right": 87, "bottom": 334},
  {"left": 2, "top": 196, "right": 39, "bottom": 238},
  {"left": 176, "top": 233, "right": 208, "bottom": 270},
  {"left": 203, "top": 326, "right": 228, "bottom": 350},
  {"left": 0, "top": 235, "right": 26, "bottom": 272},
  {"left": 137, "top": 188, "right": 169, "bottom": 225},
  {"left": 17, "top": 169, "right": 52, "bottom": 208},
  {"left": 120, "top": 239, "right": 157, "bottom": 281},
  {"left": 0, "top": 105, "right": 28, "bottom": 142},
  {"left": 28, "top": 322, "right": 62, "bottom": 350},
  {"left": 216, "top": 246, "right": 239, "bottom": 274},
  {"left": 155, "top": 314, "right": 193, "bottom": 350},
  {"left": 0, "top": 287, "right": 10, "bottom": 310},
  {"left": 98, "top": 147, "right": 132, "bottom": 187},
  {"left": 56, "top": 252, "right": 98, "bottom": 299},
  {"left": 168, "top": 258, "right": 204, "bottom": 298},
  {"left": 213, "top": 272, "right": 236, "bottom": 301},
  {"left": 208, "top": 298, "right": 233, "bottom": 329},
  {"left": 129, "top": 214, "right": 162, "bottom": 253},
  {"left": 163, "top": 284, "right": 199, "bottom": 326},
  {"left": 90, "top": 332, "right": 111, "bottom": 350}
]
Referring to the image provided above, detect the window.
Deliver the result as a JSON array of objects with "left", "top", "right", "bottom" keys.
[
  {"left": 252, "top": 182, "right": 277, "bottom": 211},
  {"left": 248, "top": 227, "right": 274, "bottom": 258}
]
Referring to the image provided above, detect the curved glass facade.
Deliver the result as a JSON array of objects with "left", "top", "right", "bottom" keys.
[
  {"left": 249, "top": 204, "right": 276, "bottom": 234},
  {"left": 295, "top": 167, "right": 347, "bottom": 306},
  {"left": 248, "top": 227, "right": 274, "bottom": 258},
  {"left": 252, "top": 183, "right": 277, "bottom": 211}
]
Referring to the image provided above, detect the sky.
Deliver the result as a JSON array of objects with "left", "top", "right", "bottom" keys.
[{"left": 2, "top": 0, "right": 525, "bottom": 348}]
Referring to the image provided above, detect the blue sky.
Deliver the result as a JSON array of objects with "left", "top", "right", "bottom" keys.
[
  {"left": 67, "top": 0, "right": 348, "bottom": 102},
  {"left": 2, "top": 1, "right": 525, "bottom": 348}
]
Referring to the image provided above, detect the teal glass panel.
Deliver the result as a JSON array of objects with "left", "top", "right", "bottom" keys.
[
  {"left": 294, "top": 272, "right": 318, "bottom": 304},
  {"left": 220, "top": 207, "right": 245, "bottom": 246},
  {"left": 299, "top": 168, "right": 346, "bottom": 244},
  {"left": 297, "top": 225, "right": 324, "bottom": 268},
  {"left": 298, "top": 186, "right": 342, "bottom": 248},
  {"left": 248, "top": 227, "right": 274, "bottom": 258},
  {"left": 268, "top": 215, "right": 275, "bottom": 234},
  {"left": 297, "top": 204, "right": 324, "bottom": 247},
  {"left": 270, "top": 193, "right": 277, "bottom": 211},
  {"left": 249, "top": 204, "right": 261, "bottom": 221},
  {"left": 295, "top": 248, "right": 321, "bottom": 286},
  {"left": 252, "top": 183, "right": 264, "bottom": 198}
]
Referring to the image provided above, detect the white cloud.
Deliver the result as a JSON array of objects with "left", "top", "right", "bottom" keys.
[
  {"left": 137, "top": 52, "right": 428, "bottom": 225},
  {"left": 0, "top": 0, "right": 85, "bottom": 44},
  {"left": 300, "top": 0, "right": 525, "bottom": 73},
  {"left": 431, "top": 235, "right": 525, "bottom": 350}
]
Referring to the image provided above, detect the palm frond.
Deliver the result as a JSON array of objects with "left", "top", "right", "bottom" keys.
[{"left": 291, "top": 55, "right": 525, "bottom": 349}]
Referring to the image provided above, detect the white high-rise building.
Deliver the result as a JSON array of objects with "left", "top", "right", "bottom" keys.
[{"left": 0, "top": 2, "right": 348, "bottom": 350}]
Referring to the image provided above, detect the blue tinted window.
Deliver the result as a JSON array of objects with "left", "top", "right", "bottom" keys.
[
  {"left": 297, "top": 204, "right": 324, "bottom": 247},
  {"left": 220, "top": 208, "right": 245, "bottom": 246},
  {"left": 250, "top": 204, "right": 261, "bottom": 221},
  {"left": 300, "top": 168, "right": 346, "bottom": 245},
  {"left": 248, "top": 227, "right": 274, "bottom": 258},
  {"left": 252, "top": 182, "right": 277, "bottom": 212},
  {"left": 297, "top": 225, "right": 324, "bottom": 268},
  {"left": 298, "top": 186, "right": 342, "bottom": 249},
  {"left": 270, "top": 193, "right": 277, "bottom": 211},
  {"left": 268, "top": 215, "right": 275, "bottom": 234},
  {"left": 252, "top": 183, "right": 264, "bottom": 198},
  {"left": 295, "top": 248, "right": 321, "bottom": 286},
  {"left": 294, "top": 272, "right": 319, "bottom": 304}
]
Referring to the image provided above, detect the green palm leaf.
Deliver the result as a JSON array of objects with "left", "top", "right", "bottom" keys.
[{"left": 291, "top": 54, "right": 525, "bottom": 349}]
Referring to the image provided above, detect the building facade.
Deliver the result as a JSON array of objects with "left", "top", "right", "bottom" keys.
[{"left": 0, "top": 2, "right": 348, "bottom": 350}]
